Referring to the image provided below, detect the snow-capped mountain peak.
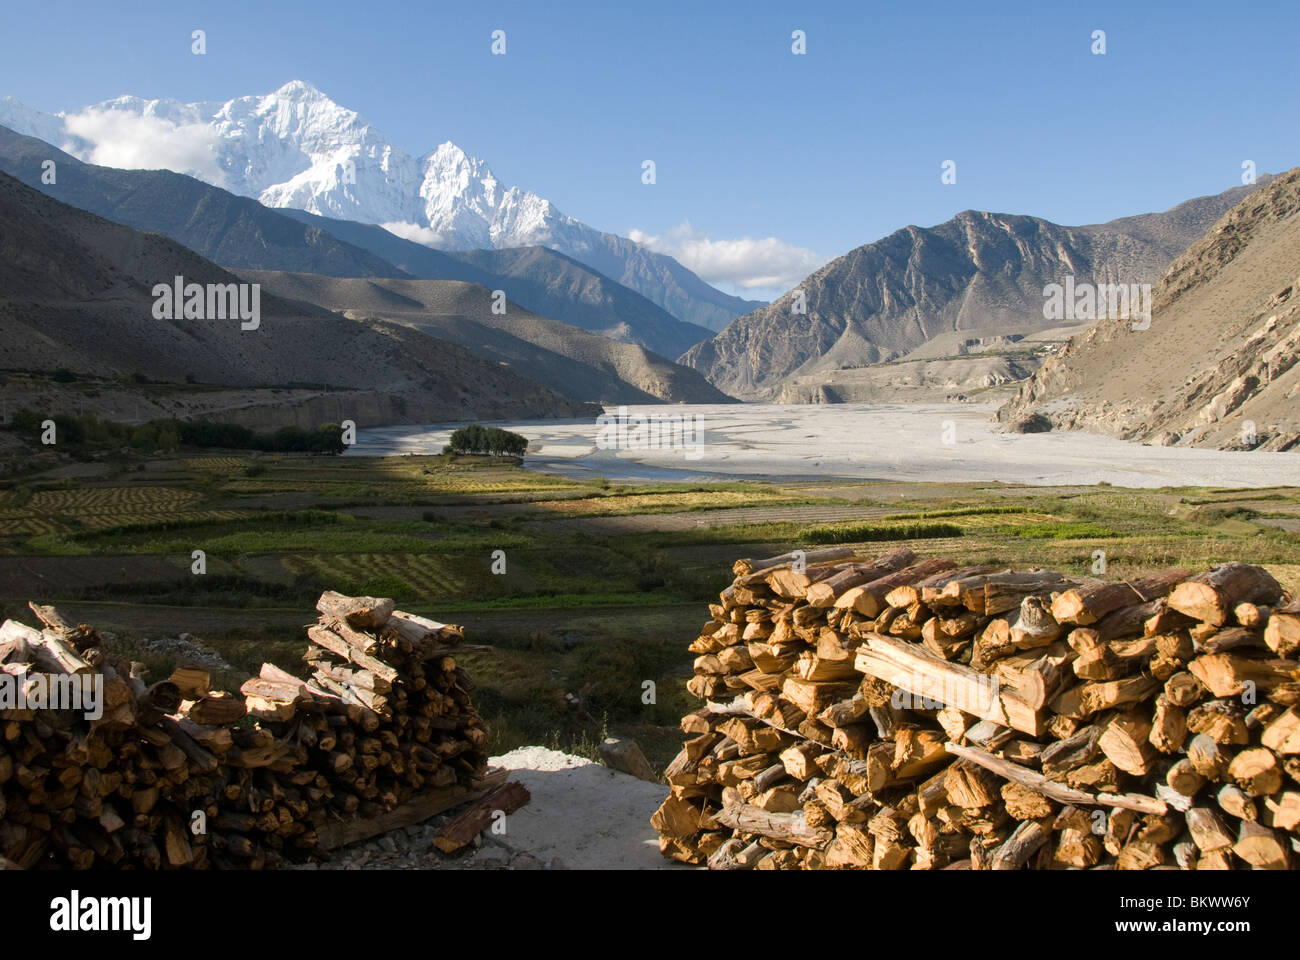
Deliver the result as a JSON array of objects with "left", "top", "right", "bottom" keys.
[{"left": 0, "top": 81, "right": 758, "bottom": 330}]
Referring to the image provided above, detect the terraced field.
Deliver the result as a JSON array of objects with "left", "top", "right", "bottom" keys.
[
  {"left": 281, "top": 552, "right": 500, "bottom": 603},
  {"left": 177, "top": 457, "right": 248, "bottom": 475},
  {"left": 532, "top": 488, "right": 806, "bottom": 517},
  {"left": 28, "top": 486, "right": 203, "bottom": 515},
  {"left": 0, "top": 485, "right": 256, "bottom": 540},
  {"left": 0, "top": 516, "right": 65, "bottom": 536},
  {"left": 0, "top": 447, "right": 1296, "bottom": 765}
]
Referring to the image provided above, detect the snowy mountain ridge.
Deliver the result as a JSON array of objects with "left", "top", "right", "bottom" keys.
[{"left": 0, "top": 81, "right": 758, "bottom": 331}]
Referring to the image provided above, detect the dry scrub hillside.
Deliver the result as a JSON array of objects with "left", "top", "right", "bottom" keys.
[{"left": 999, "top": 169, "right": 1300, "bottom": 450}]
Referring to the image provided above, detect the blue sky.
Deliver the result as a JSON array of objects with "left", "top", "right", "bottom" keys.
[{"left": 2, "top": 0, "right": 1297, "bottom": 298}]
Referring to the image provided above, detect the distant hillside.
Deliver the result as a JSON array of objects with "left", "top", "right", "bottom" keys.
[
  {"left": 244, "top": 271, "right": 733, "bottom": 406},
  {"left": 273, "top": 210, "right": 714, "bottom": 359},
  {"left": 0, "top": 125, "right": 712, "bottom": 360},
  {"left": 443, "top": 246, "right": 713, "bottom": 359},
  {"left": 998, "top": 168, "right": 1300, "bottom": 451},
  {"left": 0, "top": 171, "right": 588, "bottom": 424},
  {"left": 681, "top": 180, "right": 1268, "bottom": 400}
]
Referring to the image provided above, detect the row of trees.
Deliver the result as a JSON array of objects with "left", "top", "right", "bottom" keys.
[
  {"left": 7, "top": 409, "right": 346, "bottom": 454},
  {"left": 443, "top": 424, "right": 529, "bottom": 457},
  {"left": 176, "top": 420, "right": 346, "bottom": 454}
]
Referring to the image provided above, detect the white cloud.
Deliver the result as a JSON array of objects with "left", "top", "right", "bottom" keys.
[
  {"left": 627, "top": 221, "right": 823, "bottom": 291},
  {"left": 379, "top": 221, "right": 446, "bottom": 248},
  {"left": 62, "top": 108, "right": 226, "bottom": 186}
]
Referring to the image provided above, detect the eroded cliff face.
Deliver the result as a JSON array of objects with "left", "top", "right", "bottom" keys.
[
  {"left": 998, "top": 169, "right": 1300, "bottom": 451},
  {"left": 681, "top": 180, "right": 1266, "bottom": 401}
]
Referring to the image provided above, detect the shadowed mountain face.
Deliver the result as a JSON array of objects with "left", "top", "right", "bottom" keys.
[
  {"left": 681, "top": 180, "right": 1269, "bottom": 400},
  {"left": 0, "top": 125, "right": 405, "bottom": 280},
  {"left": 998, "top": 168, "right": 1300, "bottom": 451},
  {"left": 241, "top": 271, "right": 735, "bottom": 406},
  {"left": 271, "top": 209, "right": 716, "bottom": 359},
  {"left": 0, "top": 125, "right": 713, "bottom": 361},
  {"left": 0, "top": 171, "right": 589, "bottom": 423},
  {"left": 439, "top": 246, "right": 714, "bottom": 360}
]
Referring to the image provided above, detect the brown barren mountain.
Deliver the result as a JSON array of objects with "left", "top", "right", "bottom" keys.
[
  {"left": 681, "top": 181, "right": 1267, "bottom": 400},
  {"left": 243, "top": 271, "right": 733, "bottom": 406},
  {"left": 0, "top": 171, "right": 589, "bottom": 426},
  {"left": 998, "top": 168, "right": 1300, "bottom": 450}
]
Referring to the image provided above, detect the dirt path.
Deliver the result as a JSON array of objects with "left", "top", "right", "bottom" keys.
[{"left": 295, "top": 747, "right": 678, "bottom": 871}]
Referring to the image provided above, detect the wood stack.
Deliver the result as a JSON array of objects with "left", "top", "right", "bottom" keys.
[
  {"left": 0, "top": 605, "right": 230, "bottom": 869},
  {"left": 653, "top": 550, "right": 1300, "bottom": 870},
  {"left": 0, "top": 592, "right": 492, "bottom": 869},
  {"left": 237, "top": 592, "right": 489, "bottom": 830}
]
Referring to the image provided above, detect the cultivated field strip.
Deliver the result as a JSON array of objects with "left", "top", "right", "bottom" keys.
[
  {"left": 28, "top": 487, "right": 203, "bottom": 515},
  {"left": 177, "top": 457, "right": 248, "bottom": 474},
  {"left": 281, "top": 552, "right": 498, "bottom": 601}
]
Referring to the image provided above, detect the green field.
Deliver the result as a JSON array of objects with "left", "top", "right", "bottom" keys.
[{"left": 1, "top": 448, "right": 1297, "bottom": 768}]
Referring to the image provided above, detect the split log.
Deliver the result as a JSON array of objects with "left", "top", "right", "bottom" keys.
[
  {"left": 854, "top": 632, "right": 1043, "bottom": 735},
  {"left": 944, "top": 742, "right": 1165, "bottom": 814},
  {"left": 1168, "top": 563, "right": 1282, "bottom": 627},
  {"left": 432, "top": 781, "right": 531, "bottom": 853},
  {"left": 1265, "top": 598, "right": 1300, "bottom": 657},
  {"left": 834, "top": 558, "right": 956, "bottom": 618},
  {"left": 316, "top": 591, "right": 395, "bottom": 630},
  {"left": 733, "top": 547, "right": 856, "bottom": 577},
  {"left": 803, "top": 547, "right": 916, "bottom": 606},
  {"left": 713, "top": 801, "right": 832, "bottom": 849}
]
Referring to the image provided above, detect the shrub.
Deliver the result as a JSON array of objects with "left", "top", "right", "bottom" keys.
[
  {"left": 800, "top": 521, "right": 963, "bottom": 544},
  {"left": 444, "top": 424, "right": 528, "bottom": 457},
  {"left": 9, "top": 408, "right": 42, "bottom": 434}
]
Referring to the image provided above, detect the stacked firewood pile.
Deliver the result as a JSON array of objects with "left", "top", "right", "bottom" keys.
[
  {"left": 237, "top": 592, "right": 489, "bottom": 831},
  {"left": 653, "top": 547, "right": 1300, "bottom": 869},
  {"left": 0, "top": 592, "right": 491, "bottom": 869}
]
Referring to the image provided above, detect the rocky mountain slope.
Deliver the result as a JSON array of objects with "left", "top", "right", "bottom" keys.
[
  {"left": 0, "top": 125, "right": 406, "bottom": 279},
  {"left": 442, "top": 246, "right": 713, "bottom": 360},
  {"left": 0, "top": 171, "right": 588, "bottom": 424},
  {"left": 275, "top": 210, "right": 714, "bottom": 358},
  {"left": 997, "top": 168, "right": 1300, "bottom": 451},
  {"left": 682, "top": 181, "right": 1268, "bottom": 399},
  {"left": 0, "top": 82, "right": 762, "bottom": 331},
  {"left": 244, "top": 271, "right": 732, "bottom": 405},
  {"left": 0, "top": 125, "right": 713, "bottom": 360}
]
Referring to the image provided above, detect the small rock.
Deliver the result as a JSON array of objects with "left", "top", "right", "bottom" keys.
[
  {"left": 598, "top": 737, "right": 658, "bottom": 783},
  {"left": 379, "top": 836, "right": 398, "bottom": 854},
  {"left": 509, "top": 854, "right": 543, "bottom": 870},
  {"left": 473, "top": 846, "right": 510, "bottom": 867},
  {"left": 1010, "top": 413, "right": 1052, "bottom": 434}
]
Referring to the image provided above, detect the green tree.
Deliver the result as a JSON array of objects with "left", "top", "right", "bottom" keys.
[{"left": 443, "top": 424, "right": 527, "bottom": 457}]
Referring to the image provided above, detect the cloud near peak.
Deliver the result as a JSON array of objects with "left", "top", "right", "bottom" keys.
[
  {"left": 627, "top": 221, "right": 823, "bottom": 291},
  {"left": 379, "top": 221, "right": 446, "bottom": 248},
  {"left": 62, "top": 108, "right": 226, "bottom": 186}
]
